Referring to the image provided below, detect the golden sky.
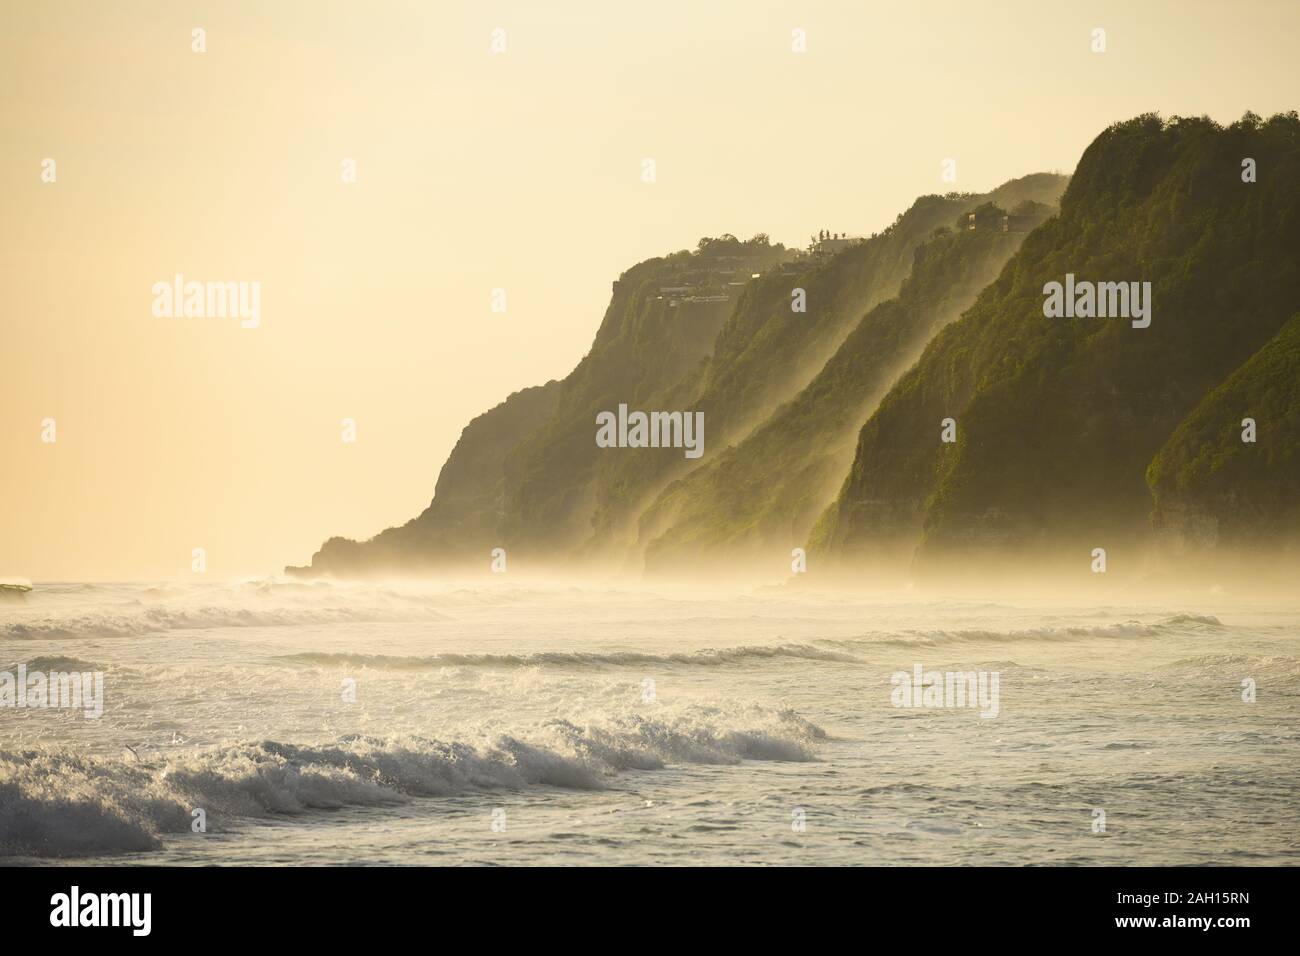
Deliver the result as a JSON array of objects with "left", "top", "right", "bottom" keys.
[{"left": 2, "top": 0, "right": 1297, "bottom": 581}]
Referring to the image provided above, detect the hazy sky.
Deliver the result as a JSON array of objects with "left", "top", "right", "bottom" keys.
[{"left": 2, "top": 0, "right": 1297, "bottom": 581}]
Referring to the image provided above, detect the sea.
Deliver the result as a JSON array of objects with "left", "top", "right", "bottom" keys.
[{"left": 2, "top": 579, "right": 1297, "bottom": 865}]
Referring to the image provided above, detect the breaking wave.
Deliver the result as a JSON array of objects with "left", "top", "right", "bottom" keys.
[
  {"left": 0, "top": 705, "right": 825, "bottom": 858},
  {"left": 830, "top": 614, "right": 1226, "bottom": 649},
  {"left": 1156, "top": 653, "right": 1300, "bottom": 680},
  {"left": 276, "top": 643, "right": 863, "bottom": 670},
  {"left": 272, "top": 615, "right": 1227, "bottom": 672}
]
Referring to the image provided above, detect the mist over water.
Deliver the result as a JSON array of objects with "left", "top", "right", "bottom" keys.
[{"left": 2, "top": 579, "right": 1296, "bottom": 865}]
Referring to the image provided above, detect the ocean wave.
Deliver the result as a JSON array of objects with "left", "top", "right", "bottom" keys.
[
  {"left": 1155, "top": 653, "right": 1300, "bottom": 680},
  {"left": 0, "top": 705, "right": 824, "bottom": 858},
  {"left": 1158, "top": 614, "right": 1224, "bottom": 628},
  {"left": 275, "top": 644, "right": 862, "bottom": 670},
  {"left": 837, "top": 614, "right": 1226, "bottom": 648},
  {"left": 273, "top": 614, "right": 1226, "bottom": 671},
  {"left": 0, "top": 604, "right": 450, "bottom": 640}
]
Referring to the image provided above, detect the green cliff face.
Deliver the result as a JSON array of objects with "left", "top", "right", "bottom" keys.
[
  {"left": 497, "top": 240, "right": 778, "bottom": 552},
  {"left": 638, "top": 199, "right": 1056, "bottom": 576},
  {"left": 812, "top": 112, "right": 1300, "bottom": 574},
  {"left": 581, "top": 175, "right": 1069, "bottom": 553},
  {"left": 1147, "top": 312, "right": 1300, "bottom": 549},
  {"left": 292, "top": 113, "right": 1300, "bottom": 581},
  {"left": 294, "top": 178, "right": 1065, "bottom": 576},
  {"left": 295, "top": 241, "right": 771, "bottom": 575}
]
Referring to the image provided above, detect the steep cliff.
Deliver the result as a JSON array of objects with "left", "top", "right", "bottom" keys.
[
  {"left": 581, "top": 175, "right": 1068, "bottom": 554},
  {"left": 812, "top": 112, "right": 1300, "bottom": 576},
  {"left": 638, "top": 199, "right": 1055, "bottom": 576}
]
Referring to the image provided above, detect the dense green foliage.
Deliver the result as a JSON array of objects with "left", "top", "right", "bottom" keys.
[
  {"left": 293, "top": 113, "right": 1300, "bottom": 580},
  {"left": 812, "top": 112, "right": 1300, "bottom": 570},
  {"left": 582, "top": 175, "right": 1068, "bottom": 548},
  {"left": 1147, "top": 312, "right": 1300, "bottom": 545},
  {"left": 638, "top": 204, "right": 1052, "bottom": 572},
  {"left": 497, "top": 247, "right": 762, "bottom": 549}
]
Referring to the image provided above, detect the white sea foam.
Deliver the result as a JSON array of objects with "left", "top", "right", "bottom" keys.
[
  {"left": 0, "top": 705, "right": 824, "bottom": 858},
  {"left": 3, "top": 581, "right": 1291, "bottom": 866}
]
